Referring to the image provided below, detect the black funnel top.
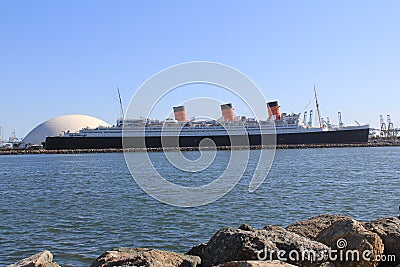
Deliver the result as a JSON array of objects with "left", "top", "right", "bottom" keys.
[
  {"left": 220, "top": 103, "right": 233, "bottom": 110},
  {"left": 267, "top": 101, "right": 279, "bottom": 107},
  {"left": 173, "top": 106, "right": 185, "bottom": 112}
]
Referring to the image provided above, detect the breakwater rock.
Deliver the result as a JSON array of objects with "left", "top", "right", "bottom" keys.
[
  {"left": 186, "top": 224, "right": 329, "bottom": 267},
  {"left": 90, "top": 248, "right": 201, "bottom": 267},
  {"left": 286, "top": 214, "right": 354, "bottom": 240},
  {"left": 7, "top": 215, "right": 400, "bottom": 267},
  {"left": 364, "top": 217, "right": 400, "bottom": 266},
  {"left": 316, "top": 218, "right": 384, "bottom": 267},
  {"left": 7, "top": 250, "right": 60, "bottom": 267}
]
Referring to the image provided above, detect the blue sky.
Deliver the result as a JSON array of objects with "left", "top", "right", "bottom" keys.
[{"left": 1, "top": 1, "right": 399, "bottom": 138}]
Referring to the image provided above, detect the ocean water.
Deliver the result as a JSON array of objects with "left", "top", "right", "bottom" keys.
[{"left": 0, "top": 147, "right": 399, "bottom": 266}]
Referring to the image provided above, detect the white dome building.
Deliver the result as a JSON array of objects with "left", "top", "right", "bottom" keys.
[{"left": 23, "top": 114, "right": 110, "bottom": 145}]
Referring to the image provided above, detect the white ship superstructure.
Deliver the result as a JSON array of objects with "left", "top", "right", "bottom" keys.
[{"left": 45, "top": 101, "right": 369, "bottom": 150}]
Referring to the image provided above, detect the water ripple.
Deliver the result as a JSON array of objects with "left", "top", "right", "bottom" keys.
[{"left": 0, "top": 147, "right": 399, "bottom": 265}]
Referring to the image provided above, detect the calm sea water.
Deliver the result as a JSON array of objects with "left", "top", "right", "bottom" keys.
[{"left": 1, "top": 147, "right": 399, "bottom": 266}]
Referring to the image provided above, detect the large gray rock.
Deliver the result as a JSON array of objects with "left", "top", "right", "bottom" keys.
[
  {"left": 214, "top": 260, "right": 297, "bottom": 266},
  {"left": 316, "top": 218, "right": 384, "bottom": 267},
  {"left": 187, "top": 243, "right": 207, "bottom": 260},
  {"left": 187, "top": 225, "right": 329, "bottom": 267},
  {"left": 364, "top": 217, "right": 400, "bottom": 266},
  {"left": 90, "top": 247, "right": 201, "bottom": 267},
  {"left": 7, "top": 250, "right": 60, "bottom": 267},
  {"left": 286, "top": 214, "right": 353, "bottom": 240}
]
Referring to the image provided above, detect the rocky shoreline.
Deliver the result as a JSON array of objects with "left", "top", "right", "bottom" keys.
[
  {"left": 1, "top": 142, "right": 400, "bottom": 155},
  {"left": 8, "top": 214, "right": 400, "bottom": 267}
]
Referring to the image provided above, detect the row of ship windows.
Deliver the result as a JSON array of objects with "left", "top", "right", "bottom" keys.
[{"left": 83, "top": 125, "right": 298, "bottom": 133}]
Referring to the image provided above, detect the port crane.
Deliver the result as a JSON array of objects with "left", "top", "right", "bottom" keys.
[{"left": 379, "top": 115, "right": 399, "bottom": 139}]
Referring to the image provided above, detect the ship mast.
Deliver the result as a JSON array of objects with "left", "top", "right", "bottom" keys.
[
  {"left": 314, "top": 86, "right": 323, "bottom": 128},
  {"left": 117, "top": 87, "right": 125, "bottom": 119}
]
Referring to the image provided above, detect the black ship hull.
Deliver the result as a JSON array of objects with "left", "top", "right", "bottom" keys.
[{"left": 45, "top": 127, "right": 369, "bottom": 150}]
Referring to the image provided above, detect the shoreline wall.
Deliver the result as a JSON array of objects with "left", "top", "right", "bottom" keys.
[{"left": 1, "top": 142, "right": 400, "bottom": 156}]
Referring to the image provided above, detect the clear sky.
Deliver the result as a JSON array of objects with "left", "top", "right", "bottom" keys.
[{"left": 1, "top": 1, "right": 399, "bottom": 139}]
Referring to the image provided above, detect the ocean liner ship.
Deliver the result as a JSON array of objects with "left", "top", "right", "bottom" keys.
[{"left": 45, "top": 101, "right": 369, "bottom": 150}]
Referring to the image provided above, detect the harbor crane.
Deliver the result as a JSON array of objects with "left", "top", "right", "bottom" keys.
[
  {"left": 379, "top": 115, "right": 399, "bottom": 139},
  {"left": 338, "top": 112, "right": 344, "bottom": 128},
  {"left": 308, "top": 110, "right": 313, "bottom": 128}
]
